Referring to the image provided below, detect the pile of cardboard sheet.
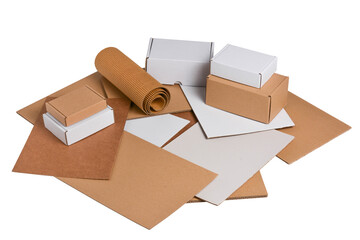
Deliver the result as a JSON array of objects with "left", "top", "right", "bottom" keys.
[{"left": 14, "top": 38, "right": 351, "bottom": 229}]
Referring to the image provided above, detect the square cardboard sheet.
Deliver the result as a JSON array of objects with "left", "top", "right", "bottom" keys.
[
  {"left": 180, "top": 86, "right": 294, "bottom": 138},
  {"left": 164, "top": 123, "right": 294, "bottom": 205},
  {"left": 59, "top": 131, "right": 217, "bottom": 229},
  {"left": 13, "top": 98, "right": 130, "bottom": 179},
  {"left": 124, "top": 114, "right": 190, "bottom": 147}
]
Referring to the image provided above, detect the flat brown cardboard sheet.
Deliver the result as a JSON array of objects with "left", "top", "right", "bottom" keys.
[
  {"left": 45, "top": 85, "right": 107, "bottom": 126},
  {"left": 206, "top": 74, "right": 288, "bottom": 123},
  {"left": 58, "top": 131, "right": 217, "bottom": 229},
  {"left": 162, "top": 111, "right": 268, "bottom": 202},
  {"left": 101, "top": 77, "right": 191, "bottom": 119},
  {"left": 95, "top": 47, "right": 170, "bottom": 114},
  {"left": 278, "top": 92, "right": 351, "bottom": 164},
  {"left": 13, "top": 98, "right": 130, "bottom": 179}
]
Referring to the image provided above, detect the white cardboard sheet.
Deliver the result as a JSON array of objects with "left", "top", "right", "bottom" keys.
[
  {"left": 180, "top": 86, "right": 294, "bottom": 138},
  {"left": 124, "top": 114, "right": 190, "bottom": 147},
  {"left": 164, "top": 123, "right": 294, "bottom": 205}
]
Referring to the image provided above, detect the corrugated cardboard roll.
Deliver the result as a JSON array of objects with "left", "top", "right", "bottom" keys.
[{"left": 95, "top": 47, "right": 170, "bottom": 115}]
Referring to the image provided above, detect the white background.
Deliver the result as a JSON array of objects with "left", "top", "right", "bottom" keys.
[{"left": 1, "top": 0, "right": 359, "bottom": 239}]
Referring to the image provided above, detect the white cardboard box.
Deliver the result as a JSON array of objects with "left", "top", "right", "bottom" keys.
[
  {"left": 43, "top": 106, "right": 115, "bottom": 145},
  {"left": 211, "top": 44, "right": 277, "bottom": 88},
  {"left": 146, "top": 38, "right": 214, "bottom": 86}
]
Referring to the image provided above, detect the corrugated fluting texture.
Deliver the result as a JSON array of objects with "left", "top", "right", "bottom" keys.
[{"left": 95, "top": 47, "right": 170, "bottom": 114}]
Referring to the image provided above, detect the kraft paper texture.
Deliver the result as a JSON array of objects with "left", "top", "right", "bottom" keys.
[
  {"left": 101, "top": 77, "right": 191, "bottom": 119},
  {"left": 59, "top": 131, "right": 217, "bottom": 229},
  {"left": 278, "top": 92, "right": 351, "bottom": 163}
]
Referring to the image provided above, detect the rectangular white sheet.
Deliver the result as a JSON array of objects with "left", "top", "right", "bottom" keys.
[
  {"left": 124, "top": 114, "right": 190, "bottom": 147},
  {"left": 180, "top": 86, "right": 294, "bottom": 138},
  {"left": 164, "top": 123, "right": 294, "bottom": 205}
]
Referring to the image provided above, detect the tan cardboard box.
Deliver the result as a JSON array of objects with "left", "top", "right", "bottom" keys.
[
  {"left": 206, "top": 73, "right": 289, "bottom": 123},
  {"left": 45, "top": 85, "right": 107, "bottom": 126}
]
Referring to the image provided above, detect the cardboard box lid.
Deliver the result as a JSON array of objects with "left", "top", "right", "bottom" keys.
[
  {"left": 147, "top": 38, "right": 214, "bottom": 62},
  {"left": 46, "top": 85, "right": 106, "bottom": 126},
  {"left": 212, "top": 44, "right": 277, "bottom": 76},
  {"left": 17, "top": 72, "right": 108, "bottom": 125}
]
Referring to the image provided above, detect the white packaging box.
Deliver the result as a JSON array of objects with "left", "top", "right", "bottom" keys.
[
  {"left": 146, "top": 38, "right": 214, "bottom": 86},
  {"left": 43, "top": 106, "right": 114, "bottom": 146},
  {"left": 211, "top": 44, "right": 277, "bottom": 88}
]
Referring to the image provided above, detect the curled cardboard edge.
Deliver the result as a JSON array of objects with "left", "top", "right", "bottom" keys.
[
  {"left": 95, "top": 47, "right": 170, "bottom": 115},
  {"left": 101, "top": 77, "right": 191, "bottom": 119}
]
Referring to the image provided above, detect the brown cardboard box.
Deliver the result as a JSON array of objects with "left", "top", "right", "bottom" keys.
[
  {"left": 45, "top": 85, "right": 107, "bottom": 126},
  {"left": 206, "top": 73, "right": 289, "bottom": 123}
]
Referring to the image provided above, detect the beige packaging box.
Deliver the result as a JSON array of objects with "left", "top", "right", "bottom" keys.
[
  {"left": 206, "top": 73, "right": 289, "bottom": 123},
  {"left": 45, "top": 85, "right": 107, "bottom": 126}
]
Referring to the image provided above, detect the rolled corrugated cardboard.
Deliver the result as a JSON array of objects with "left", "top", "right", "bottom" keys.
[{"left": 95, "top": 47, "right": 170, "bottom": 115}]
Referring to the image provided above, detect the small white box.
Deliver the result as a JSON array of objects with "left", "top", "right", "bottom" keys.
[
  {"left": 146, "top": 38, "right": 214, "bottom": 86},
  {"left": 211, "top": 44, "right": 277, "bottom": 88},
  {"left": 43, "top": 106, "right": 115, "bottom": 146}
]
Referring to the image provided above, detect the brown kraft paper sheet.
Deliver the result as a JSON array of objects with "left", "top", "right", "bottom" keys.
[
  {"left": 58, "top": 131, "right": 217, "bottom": 229},
  {"left": 277, "top": 92, "right": 351, "bottom": 164}
]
